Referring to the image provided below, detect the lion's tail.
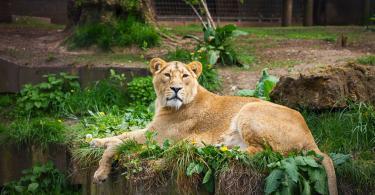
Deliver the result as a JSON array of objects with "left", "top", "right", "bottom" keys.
[{"left": 315, "top": 150, "right": 338, "bottom": 195}]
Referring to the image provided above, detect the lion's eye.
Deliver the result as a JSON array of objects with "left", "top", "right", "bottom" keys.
[
  {"left": 164, "top": 73, "right": 171, "bottom": 77},
  {"left": 182, "top": 74, "right": 189, "bottom": 78}
]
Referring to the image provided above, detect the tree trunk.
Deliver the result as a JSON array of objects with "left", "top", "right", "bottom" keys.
[
  {"left": 303, "top": 0, "right": 313, "bottom": 26},
  {"left": 282, "top": 0, "right": 293, "bottom": 26},
  {"left": 363, "top": 0, "right": 370, "bottom": 25},
  {"left": 0, "top": 0, "right": 12, "bottom": 23},
  {"left": 141, "top": 0, "right": 158, "bottom": 28}
]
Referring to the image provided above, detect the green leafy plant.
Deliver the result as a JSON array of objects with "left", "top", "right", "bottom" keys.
[
  {"left": 69, "top": 16, "right": 159, "bottom": 50},
  {"left": 1, "top": 162, "right": 77, "bottom": 194},
  {"left": 265, "top": 151, "right": 328, "bottom": 195},
  {"left": 80, "top": 106, "right": 152, "bottom": 138},
  {"left": 185, "top": 24, "right": 247, "bottom": 66},
  {"left": 16, "top": 73, "right": 80, "bottom": 116},
  {"left": 127, "top": 76, "right": 156, "bottom": 106},
  {"left": 236, "top": 68, "right": 279, "bottom": 100}
]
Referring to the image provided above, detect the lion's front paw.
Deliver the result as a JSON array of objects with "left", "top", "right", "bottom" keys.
[
  {"left": 93, "top": 166, "right": 111, "bottom": 184},
  {"left": 90, "top": 137, "right": 122, "bottom": 148},
  {"left": 90, "top": 138, "right": 106, "bottom": 148}
]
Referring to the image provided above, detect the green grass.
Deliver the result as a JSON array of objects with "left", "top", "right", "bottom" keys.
[
  {"left": 165, "top": 25, "right": 367, "bottom": 42},
  {"left": 239, "top": 26, "right": 337, "bottom": 41},
  {"left": 71, "top": 147, "right": 104, "bottom": 167},
  {"left": 62, "top": 78, "right": 129, "bottom": 116},
  {"left": 357, "top": 55, "right": 375, "bottom": 65},
  {"left": 0, "top": 16, "right": 64, "bottom": 30},
  {"left": 0, "top": 117, "right": 68, "bottom": 149},
  {"left": 303, "top": 102, "right": 374, "bottom": 156},
  {"left": 335, "top": 159, "right": 375, "bottom": 194}
]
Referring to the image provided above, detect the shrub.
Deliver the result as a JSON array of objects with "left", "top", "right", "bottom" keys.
[
  {"left": 1, "top": 162, "right": 78, "bottom": 194},
  {"left": 16, "top": 73, "right": 80, "bottom": 116},
  {"left": 184, "top": 24, "right": 247, "bottom": 66},
  {"left": 69, "top": 16, "right": 160, "bottom": 50}
]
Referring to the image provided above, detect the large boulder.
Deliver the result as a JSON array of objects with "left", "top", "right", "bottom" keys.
[{"left": 270, "top": 63, "right": 375, "bottom": 110}]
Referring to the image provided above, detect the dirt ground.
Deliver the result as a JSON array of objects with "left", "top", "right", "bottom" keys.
[
  {"left": 0, "top": 24, "right": 374, "bottom": 95},
  {"left": 0, "top": 26, "right": 149, "bottom": 68},
  {"left": 219, "top": 39, "right": 372, "bottom": 95}
]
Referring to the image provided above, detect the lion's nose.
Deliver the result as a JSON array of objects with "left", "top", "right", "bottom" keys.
[{"left": 170, "top": 87, "right": 182, "bottom": 93}]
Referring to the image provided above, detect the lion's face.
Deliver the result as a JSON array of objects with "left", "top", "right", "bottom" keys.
[{"left": 150, "top": 58, "right": 202, "bottom": 110}]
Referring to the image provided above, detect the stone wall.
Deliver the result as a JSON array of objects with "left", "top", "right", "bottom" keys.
[
  {"left": 0, "top": 58, "right": 150, "bottom": 93},
  {"left": 0, "top": 0, "right": 68, "bottom": 24}
]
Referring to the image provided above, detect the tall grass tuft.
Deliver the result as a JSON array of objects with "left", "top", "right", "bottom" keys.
[{"left": 0, "top": 118, "right": 67, "bottom": 149}]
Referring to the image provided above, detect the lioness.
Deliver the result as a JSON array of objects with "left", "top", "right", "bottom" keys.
[{"left": 91, "top": 58, "right": 337, "bottom": 195}]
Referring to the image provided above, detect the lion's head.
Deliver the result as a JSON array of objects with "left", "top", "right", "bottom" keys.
[{"left": 150, "top": 58, "right": 202, "bottom": 110}]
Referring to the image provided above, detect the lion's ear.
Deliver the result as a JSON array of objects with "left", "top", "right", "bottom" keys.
[
  {"left": 186, "top": 61, "right": 202, "bottom": 78},
  {"left": 150, "top": 58, "right": 167, "bottom": 75}
]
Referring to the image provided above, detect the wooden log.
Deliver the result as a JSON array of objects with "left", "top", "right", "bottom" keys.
[
  {"left": 282, "top": 0, "right": 293, "bottom": 26},
  {"left": 303, "top": 0, "right": 314, "bottom": 26}
]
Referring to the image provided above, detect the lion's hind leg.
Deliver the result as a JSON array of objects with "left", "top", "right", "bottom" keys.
[
  {"left": 236, "top": 102, "right": 338, "bottom": 195},
  {"left": 236, "top": 102, "right": 315, "bottom": 153}
]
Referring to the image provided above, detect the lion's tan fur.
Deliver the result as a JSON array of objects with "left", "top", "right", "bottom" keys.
[{"left": 91, "top": 58, "right": 338, "bottom": 195}]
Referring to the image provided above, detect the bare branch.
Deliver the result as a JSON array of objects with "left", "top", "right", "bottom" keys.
[
  {"left": 200, "top": 0, "right": 216, "bottom": 29},
  {"left": 187, "top": 2, "right": 207, "bottom": 29}
]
